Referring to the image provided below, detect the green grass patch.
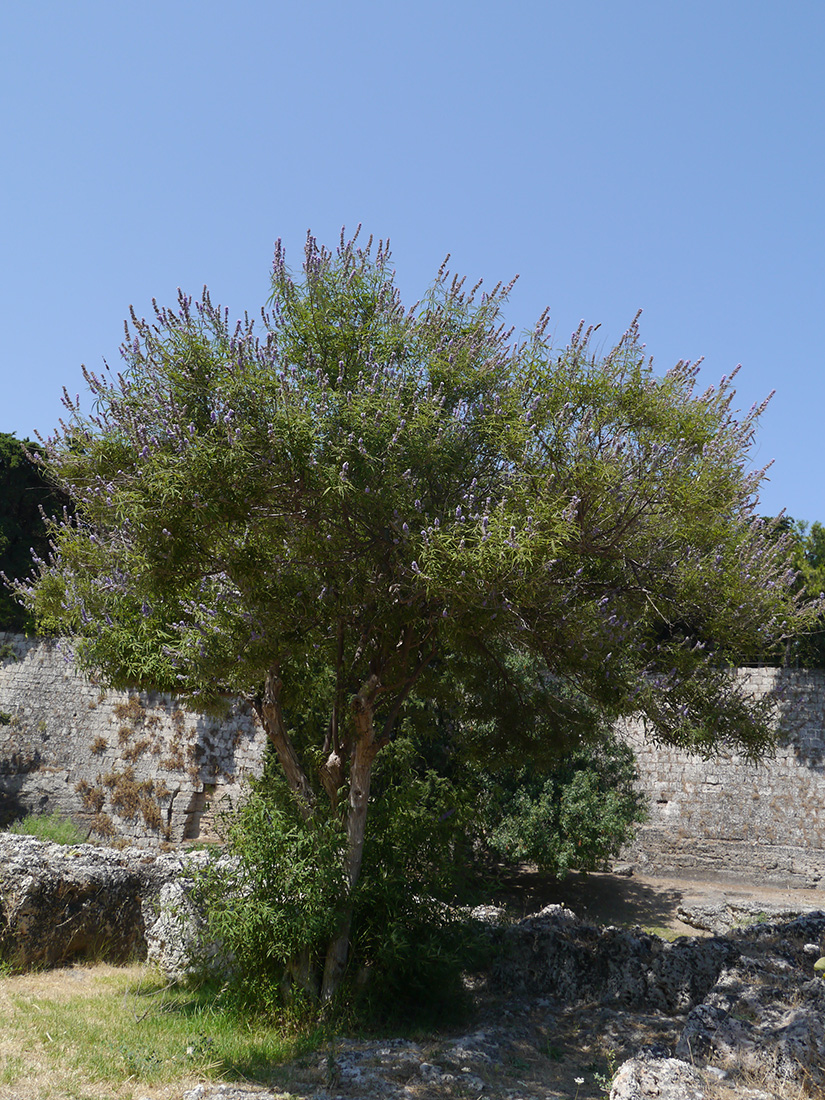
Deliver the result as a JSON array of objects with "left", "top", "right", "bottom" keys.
[
  {"left": 637, "top": 924, "right": 685, "bottom": 942},
  {"left": 0, "top": 963, "right": 326, "bottom": 1097},
  {"left": 5, "top": 811, "right": 89, "bottom": 845}
]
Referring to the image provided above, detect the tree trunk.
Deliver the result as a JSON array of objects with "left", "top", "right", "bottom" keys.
[
  {"left": 253, "top": 666, "right": 315, "bottom": 817},
  {"left": 281, "top": 946, "right": 319, "bottom": 1004},
  {"left": 320, "top": 675, "right": 381, "bottom": 1003}
]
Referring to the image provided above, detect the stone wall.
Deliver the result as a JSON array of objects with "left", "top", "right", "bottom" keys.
[
  {"left": 0, "top": 633, "right": 266, "bottom": 846},
  {"left": 621, "top": 666, "right": 825, "bottom": 887},
  {"left": 5, "top": 634, "right": 825, "bottom": 879}
]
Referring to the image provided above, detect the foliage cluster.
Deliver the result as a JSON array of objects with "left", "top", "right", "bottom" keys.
[
  {"left": 16, "top": 236, "right": 812, "bottom": 753},
  {"left": 4, "top": 811, "right": 88, "bottom": 845},
  {"left": 0, "top": 433, "right": 68, "bottom": 632},
  {"left": 9, "top": 230, "right": 818, "bottom": 1007},
  {"left": 198, "top": 736, "right": 481, "bottom": 1025},
  {"left": 787, "top": 520, "right": 825, "bottom": 667},
  {"left": 472, "top": 739, "right": 645, "bottom": 876}
]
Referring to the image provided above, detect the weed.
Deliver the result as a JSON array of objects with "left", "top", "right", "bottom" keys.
[
  {"left": 161, "top": 745, "right": 186, "bottom": 771},
  {"left": 122, "top": 736, "right": 152, "bottom": 762},
  {"left": 140, "top": 796, "right": 163, "bottom": 831},
  {"left": 731, "top": 911, "right": 772, "bottom": 929},
  {"left": 5, "top": 812, "right": 87, "bottom": 845},
  {"left": 76, "top": 779, "right": 106, "bottom": 813},
  {"left": 114, "top": 696, "right": 146, "bottom": 723},
  {"left": 593, "top": 1048, "right": 619, "bottom": 1095},
  {"left": 106, "top": 769, "right": 154, "bottom": 821},
  {"left": 90, "top": 812, "right": 116, "bottom": 839},
  {"left": 91, "top": 735, "right": 108, "bottom": 755}
]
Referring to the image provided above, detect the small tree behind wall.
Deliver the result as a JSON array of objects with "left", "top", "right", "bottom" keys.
[
  {"left": 15, "top": 230, "right": 816, "bottom": 1003},
  {"left": 0, "top": 433, "right": 68, "bottom": 631}
]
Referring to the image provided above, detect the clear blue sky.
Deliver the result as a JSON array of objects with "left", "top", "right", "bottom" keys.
[{"left": 2, "top": 1, "right": 823, "bottom": 521}]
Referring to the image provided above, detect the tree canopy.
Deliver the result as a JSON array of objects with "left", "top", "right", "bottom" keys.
[
  {"left": 0, "top": 433, "right": 68, "bottom": 632},
  {"left": 785, "top": 519, "right": 825, "bottom": 667},
  {"left": 12, "top": 230, "right": 817, "bottom": 1000}
]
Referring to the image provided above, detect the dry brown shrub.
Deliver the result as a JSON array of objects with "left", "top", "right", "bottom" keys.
[
  {"left": 89, "top": 812, "right": 116, "bottom": 839},
  {"left": 160, "top": 746, "right": 185, "bottom": 771},
  {"left": 75, "top": 779, "right": 106, "bottom": 813},
  {"left": 122, "top": 737, "right": 151, "bottom": 763},
  {"left": 113, "top": 696, "right": 145, "bottom": 723},
  {"left": 139, "top": 797, "right": 163, "bottom": 831}
]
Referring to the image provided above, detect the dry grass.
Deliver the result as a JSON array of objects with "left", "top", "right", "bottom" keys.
[
  {"left": 0, "top": 955, "right": 818, "bottom": 1100},
  {"left": 0, "top": 963, "right": 315, "bottom": 1100}
]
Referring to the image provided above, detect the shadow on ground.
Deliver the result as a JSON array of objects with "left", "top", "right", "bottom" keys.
[
  {"left": 491, "top": 867, "right": 687, "bottom": 931},
  {"left": 490, "top": 864, "right": 825, "bottom": 938}
]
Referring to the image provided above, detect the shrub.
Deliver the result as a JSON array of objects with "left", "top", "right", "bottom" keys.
[
  {"left": 469, "top": 736, "right": 648, "bottom": 876},
  {"left": 194, "top": 787, "right": 347, "bottom": 1015},
  {"left": 194, "top": 741, "right": 480, "bottom": 1025},
  {"left": 5, "top": 812, "right": 88, "bottom": 845}
]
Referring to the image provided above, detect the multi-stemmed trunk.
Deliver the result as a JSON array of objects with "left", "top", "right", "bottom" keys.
[
  {"left": 253, "top": 667, "right": 381, "bottom": 1005},
  {"left": 320, "top": 676, "right": 380, "bottom": 1001}
]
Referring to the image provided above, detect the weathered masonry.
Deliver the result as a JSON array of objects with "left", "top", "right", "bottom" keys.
[
  {"left": 0, "top": 633, "right": 266, "bottom": 845},
  {"left": 4, "top": 635, "right": 825, "bottom": 879},
  {"left": 621, "top": 667, "right": 825, "bottom": 887}
]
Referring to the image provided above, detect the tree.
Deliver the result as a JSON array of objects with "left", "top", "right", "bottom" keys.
[
  {"left": 787, "top": 519, "right": 825, "bottom": 666},
  {"left": 13, "top": 230, "right": 816, "bottom": 1003},
  {"left": 0, "top": 433, "right": 68, "bottom": 631}
]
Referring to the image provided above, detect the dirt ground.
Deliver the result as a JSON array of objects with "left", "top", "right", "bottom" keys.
[
  {"left": 492, "top": 863, "right": 825, "bottom": 936},
  {"left": 3, "top": 868, "right": 824, "bottom": 1100}
]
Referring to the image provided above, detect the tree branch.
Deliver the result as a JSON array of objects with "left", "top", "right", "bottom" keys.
[{"left": 252, "top": 665, "right": 315, "bottom": 818}]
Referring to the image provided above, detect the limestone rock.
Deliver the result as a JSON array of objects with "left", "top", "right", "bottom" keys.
[
  {"left": 142, "top": 851, "right": 237, "bottom": 980},
  {"left": 676, "top": 914, "right": 825, "bottom": 1091},
  {"left": 610, "top": 1053, "right": 706, "bottom": 1100},
  {"left": 0, "top": 833, "right": 189, "bottom": 969},
  {"left": 677, "top": 898, "right": 814, "bottom": 936},
  {"left": 490, "top": 904, "right": 737, "bottom": 1012}
]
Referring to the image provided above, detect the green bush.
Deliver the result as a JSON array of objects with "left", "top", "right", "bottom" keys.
[
  {"left": 194, "top": 741, "right": 481, "bottom": 1026},
  {"left": 470, "top": 737, "right": 648, "bottom": 876},
  {"left": 5, "top": 812, "right": 88, "bottom": 845},
  {"left": 348, "top": 740, "right": 481, "bottom": 1027},
  {"left": 0, "top": 433, "right": 70, "bottom": 632},
  {"left": 195, "top": 789, "right": 346, "bottom": 1016}
]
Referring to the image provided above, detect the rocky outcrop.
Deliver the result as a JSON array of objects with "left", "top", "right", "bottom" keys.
[
  {"left": 608, "top": 1050, "right": 708, "bottom": 1100},
  {"left": 674, "top": 913, "right": 825, "bottom": 1092},
  {"left": 677, "top": 897, "right": 810, "bottom": 935},
  {"left": 608, "top": 1050, "right": 777, "bottom": 1100},
  {"left": 4, "top": 835, "right": 825, "bottom": 1097},
  {"left": 482, "top": 902, "right": 825, "bottom": 1095},
  {"left": 0, "top": 833, "right": 194, "bottom": 969},
  {"left": 487, "top": 902, "right": 738, "bottom": 1012}
]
